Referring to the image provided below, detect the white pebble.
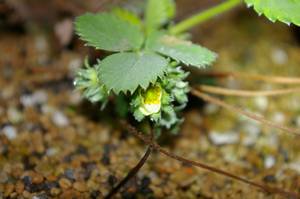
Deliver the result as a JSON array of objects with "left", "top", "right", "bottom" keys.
[
  {"left": 254, "top": 96, "right": 268, "bottom": 111},
  {"left": 272, "top": 112, "right": 285, "bottom": 124},
  {"left": 1, "top": 125, "right": 17, "bottom": 140},
  {"left": 242, "top": 122, "right": 261, "bottom": 146},
  {"left": 52, "top": 111, "right": 69, "bottom": 127},
  {"left": 209, "top": 131, "right": 239, "bottom": 145},
  {"left": 264, "top": 155, "right": 276, "bottom": 169},
  {"left": 7, "top": 107, "right": 23, "bottom": 123},
  {"left": 270, "top": 48, "right": 288, "bottom": 65},
  {"left": 46, "top": 148, "right": 59, "bottom": 156},
  {"left": 32, "top": 196, "right": 43, "bottom": 199},
  {"left": 204, "top": 104, "right": 219, "bottom": 115},
  {"left": 20, "top": 90, "right": 48, "bottom": 107}
]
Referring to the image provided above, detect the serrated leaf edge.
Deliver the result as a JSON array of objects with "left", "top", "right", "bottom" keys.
[{"left": 246, "top": 2, "right": 299, "bottom": 26}]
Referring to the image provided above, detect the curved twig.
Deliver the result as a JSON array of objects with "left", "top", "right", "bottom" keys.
[
  {"left": 195, "top": 71, "right": 300, "bottom": 85},
  {"left": 199, "top": 85, "right": 300, "bottom": 97},
  {"left": 191, "top": 89, "right": 300, "bottom": 136},
  {"left": 122, "top": 121, "right": 299, "bottom": 199}
]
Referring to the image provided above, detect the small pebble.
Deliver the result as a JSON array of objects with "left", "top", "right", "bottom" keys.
[
  {"left": 0, "top": 172, "right": 8, "bottom": 183},
  {"left": 50, "top": 188, "right": 61, "bottom": 196},
  {"left": 4, "top": 183, "right": 14, "bottom": 197},
  {"left": 59, "top": 178, "right": 72, "bottom": 189},
  {"left": 209, "top": 131, "right": 239, "bottom": 145},
  {"left": 22, "top": 190, "right": 31, "bottom": 198},
  {"left": 254, "top": 96, "right": 268, "bottom": 111},
  {"left": 264, "top": 155, "right": 276, "bottom": 169},
  {"left": 20, "top": 90, "right": 48, "bottom": 108},
  {"left": 46, "top": 148, "right": 59, "bottom": 156},
  {"left": 64, "top": 169, "right": 75, "bottom": 181},
  {"left": 7, "top": 106, "right": 23, "bottom": 123},
  {"left": 204, "top": 104, "right": 219, "bottom": 115},
  {"left": 73, "top": 181, "right": 87, "bottom": 192},
  {"left": 242, "top": 122, "right": 261, "bottom": 146},
  {"left": 32, "top": 173, "right": 44, "bottom": 184},
  {"left": 1, "top": 125, "right": 17, "bottom": 140},
  {"left": 272, "top": 112, "right": 285, "bottom": 124},
  {"left": 32, "top": 194, "right": 48, "bottom": 199},
  {"left": 270, "top": 48, "right": 287, "bottom": 65},
  {"left": 263, "top": 175, "right": 276, "bottom": 183},
  {"left": 51, "top": 111, "right": 69, "bottom": 127},
  {"left": 15, "top": 181, "right": 24, "bottom": 194}
]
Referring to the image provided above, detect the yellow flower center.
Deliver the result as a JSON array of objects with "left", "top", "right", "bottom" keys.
[{"left": 139, "top": 85, "right": 162, "bottom": 116}]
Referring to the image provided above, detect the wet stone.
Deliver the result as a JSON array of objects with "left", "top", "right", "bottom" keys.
[
  {"left": 32, "top": 193, "right": 48, "bottom": 199},
  {"left": 263, "top": 175, "right": 277, "bottom": 183},
  {"left": 4, "top": 183, "right": 14, "bottom": 197},
  {"left": 50, "top": 187, "right": 61, "bottom": 196},
  {"left": 23, "top": 175, "right": 45, "bottom": 193},
  {"left": 90, "top": 190, "right": 101, "bottom": 199},
  {"left": 64, "top": 169, "right": 75, "bottom": 181},
  {"left": 32, "top": 173, "right": 44, "bottom": 184},
  {"left": 1, "top": 125, "right": 17, "bottom": 140},
  {"left": 7, "top": 106, "right": 23, "bottom": 123},
  {"left": 43, "top": 181, "right": 59, "bottom": 191},
  {"left": 0, "top": 172, "right": 8, "bottom": 183},
  {"left": 73, "top": 181, "right": 87, "bottom": 192},
  {"left": 51, "top": 111, "right": 69, "bottom": 127},
  {"left": 15, "top": 181, "right": 25, "bottom": 194},
  {"left": 59, "top": 178, "right": 72, "bottom": 189},
  {"left": 20, "top": 90, "right": 48, "bottom": 108},
  {"left": 139, "top": 176, "right": 152, "bottom": 195}
]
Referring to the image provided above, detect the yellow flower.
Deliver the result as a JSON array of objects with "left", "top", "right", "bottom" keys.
[{"left": 139, "top": 85, "right": 162, "bottom": 116}]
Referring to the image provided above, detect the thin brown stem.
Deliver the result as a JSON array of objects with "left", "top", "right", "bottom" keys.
[
  {"left": 199, "top": 85, "right": 300, "bottom": 97},
  {"left": 104, "top": 133, "right": 153, "bottom": 199},
  {"left": 191, "top": 89, "right": 300, "bottom": 136},
  {"left": 122, "top": 121, "right": 299, "bottom": 199},
  {"left": 195, "top": 71, "right": 300, "bottom": 85}
]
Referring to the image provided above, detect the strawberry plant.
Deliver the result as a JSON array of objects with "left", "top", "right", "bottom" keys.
[
  {"left": 74, "top": 0, "right": 300, "bottom": 197},
  {"left": 74, "top": 0, "right": 300, "bottom": 133}
]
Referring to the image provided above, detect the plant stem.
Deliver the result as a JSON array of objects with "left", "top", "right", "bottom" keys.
[
  {"left": 170, "top": 0, "right": 242, "bottom": 35},
  {"left": 104, "top": 131, "right": 153, "bottom": 199},
  {"left": 123, "top": 121, "right": 299, "bottom": 198}
]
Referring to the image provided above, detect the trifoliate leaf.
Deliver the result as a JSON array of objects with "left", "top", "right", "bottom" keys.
[
  {"left": 147, "top": 32, "right": 217, "bottom": 68},
  {"left": 245, "top": 0, "right": 300, "bottom": 26},
  {"left": 145, "top": 0, "right": 176, "bottom": 34},
  {"left": 99, "top": 52, "right": 168, "bottom": 94},
  {"left": 112, "top": 7, "right": 142, "bottom": 28},
  {"left": 75, "top": 13, "right": 144, "bottom": 52}
]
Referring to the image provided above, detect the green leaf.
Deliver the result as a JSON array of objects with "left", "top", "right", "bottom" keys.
[
  {"left": 245, "top": 0, "right": 300, "bottom": 26},
  {"left": 146, "top": 32, "right": 217, "bottom": 68},
  {"left": 99, "top": 52, "right": 168, "bottom": 94},
  {"left": 75, "top": 13, "right": 144, "bottom": 52},
  {"left": 112, "top": 7, "right": 142, "bottom": 28},
  {"left": 145, "top": 0, "right": 176, "bottom": 34}
]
